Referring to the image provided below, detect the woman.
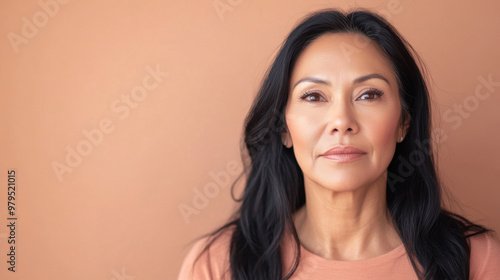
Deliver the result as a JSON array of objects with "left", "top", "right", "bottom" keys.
[{"left": 178, "top": 9, "right": 500, "bottom": 280}]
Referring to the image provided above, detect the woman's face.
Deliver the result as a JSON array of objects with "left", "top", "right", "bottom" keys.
[{"left": 283, "top": 32, "right": 408, "bottom": 192}]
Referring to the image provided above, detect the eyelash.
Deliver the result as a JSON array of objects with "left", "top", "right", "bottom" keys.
[{"left": 299, "top": 88, "right": 384, "bottom": 102}]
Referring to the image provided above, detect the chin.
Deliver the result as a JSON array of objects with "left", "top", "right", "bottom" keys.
[
  {"left": 311, "top": 170, "right": 378, "bottom": 193},
  {"left": 319, "top": 180, "right": 366, "bottom": 193}
]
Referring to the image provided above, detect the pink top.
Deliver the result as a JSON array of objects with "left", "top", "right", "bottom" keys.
[{"left": 177, "top": 227, "right": 500, "bottom": 279}]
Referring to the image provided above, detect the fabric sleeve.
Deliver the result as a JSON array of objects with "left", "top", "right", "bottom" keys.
[
  {"left": 470, "top": 232, "right": 500, "bottom": 279},
  {"left": 177, "top": 234, "right": 232, "bottom": 280}
]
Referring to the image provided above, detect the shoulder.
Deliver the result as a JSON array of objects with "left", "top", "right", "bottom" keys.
[
  {"left": 177, "top": 226, "right": 235, "bottom": 280},
  {"left": 468, "top": 231, "right": 500, "bottom": 279}
]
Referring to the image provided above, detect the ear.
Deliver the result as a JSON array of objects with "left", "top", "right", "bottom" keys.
[
  {"left": 398, "top": 114, "right": 411, "bottom": 143},
  {"left": 281, "top": 127, "right": 293, "bottom": 148}
]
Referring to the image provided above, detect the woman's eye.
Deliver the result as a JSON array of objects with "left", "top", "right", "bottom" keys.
[
  {"left": 300, "top": 92, "right": 325, "bottom": 102},
  {"left": 357, "top": 89, "right": 384, "bottom": 100}
]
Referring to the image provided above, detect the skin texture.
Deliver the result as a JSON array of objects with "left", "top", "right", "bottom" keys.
[{"left": 282, "top": 32, "right": 410, "bottom": 261}]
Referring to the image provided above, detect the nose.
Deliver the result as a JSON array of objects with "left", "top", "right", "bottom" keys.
[{"left": 326, "top": 100, "right": 359, "bottom": 135}]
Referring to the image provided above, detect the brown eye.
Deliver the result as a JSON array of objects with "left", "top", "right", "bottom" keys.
[
  {"left": 300, "top": 91, "right": 326, "bottom": 102},
  {"left": 357, "top": 88, "right": 384, "bottom": 101}
]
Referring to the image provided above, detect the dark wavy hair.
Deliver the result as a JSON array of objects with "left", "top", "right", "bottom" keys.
[{"left": 195, "top": 8, "right": 491, "bottom": 280}]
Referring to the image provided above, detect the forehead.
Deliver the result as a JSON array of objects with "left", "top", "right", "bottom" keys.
[{"left": 290, "top": 32, "right": 396, "bottom": 87}]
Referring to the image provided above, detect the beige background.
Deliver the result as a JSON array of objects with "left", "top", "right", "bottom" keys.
[{"left": 1, "top": 0, "right": 499, "bottom": 279}]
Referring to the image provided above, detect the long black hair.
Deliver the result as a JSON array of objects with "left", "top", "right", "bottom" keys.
[{"left": 196, "top": 8, "right": 490, "bottom": 280}]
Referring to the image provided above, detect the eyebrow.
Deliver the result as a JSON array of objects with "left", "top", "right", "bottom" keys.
[{"left": 292, "top": 73, "right": 390, "bottom": 89}]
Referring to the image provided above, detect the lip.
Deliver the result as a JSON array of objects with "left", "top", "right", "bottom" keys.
[{"left": 321, "top": 145, "right": 366, "bottom": 163}]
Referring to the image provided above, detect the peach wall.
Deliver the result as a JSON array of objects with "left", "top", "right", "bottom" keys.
[{"left": 1, "top": 0, "right": 499, "bottom": 279}]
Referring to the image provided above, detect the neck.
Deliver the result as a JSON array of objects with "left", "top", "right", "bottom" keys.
[{"left": 293, "top": 173, "right": 402, "bottom": 261}]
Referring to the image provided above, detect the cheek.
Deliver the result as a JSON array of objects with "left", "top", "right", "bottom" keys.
[
  {"left": 286, "top": 110, "right": 323, "bottom": 165},
  {"left": 363, "top": 112, "right": 400, "bottom": 166}
]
